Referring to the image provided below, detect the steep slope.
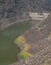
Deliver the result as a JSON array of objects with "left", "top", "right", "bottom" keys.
[
  {"left": 10, "top": 14, "right": 51, "bottom": 65},
  {"left": 0, "top": 0, "right": 51, "bottom": 19},
  {"left": 0, "top": 0, "right": 51, "bottom": 30}
]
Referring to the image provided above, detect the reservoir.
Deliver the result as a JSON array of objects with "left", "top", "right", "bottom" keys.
[{"left": 0, "top": 21, "right": 32, "bottom": 65}]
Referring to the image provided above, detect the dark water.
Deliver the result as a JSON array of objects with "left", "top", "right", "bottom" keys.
[{"left": 0, "top": 21, "right": 32, "bottom": 65}]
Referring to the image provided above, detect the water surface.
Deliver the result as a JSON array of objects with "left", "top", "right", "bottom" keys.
[{"left": 0, "top": 21, "right": 32, "bottom": 65}]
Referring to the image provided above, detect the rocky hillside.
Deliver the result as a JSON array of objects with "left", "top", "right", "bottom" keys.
[
  {"left": 0, "top": 0, "right": 51, "bottom": 19},
  {"left": 0, "top": 0, "right": 30, "bottom": 20},
  {"left": 0, "top": 0, "right": 51, "bottom": 30},
  {"left": 10, "top": 14, "right": 51, "bottom": 65}
]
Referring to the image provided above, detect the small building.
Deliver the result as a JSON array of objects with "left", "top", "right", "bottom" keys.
[{"left": 29, "top": 12, "right": 49, "bottom": 20}]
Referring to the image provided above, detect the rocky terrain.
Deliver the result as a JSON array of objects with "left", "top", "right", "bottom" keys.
[
  {"left": 0, "top": 0, "right": 51, "bottom": 65},
  {"left": 0, "top": 0, "right": 51, "bottom": 30},
  {"left": 10, "top": 15, "right": 51, "bottom": 65}
]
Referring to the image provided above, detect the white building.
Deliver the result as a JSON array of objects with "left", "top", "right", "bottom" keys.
[{"left": 29, "top": 12, "right": 49, "bottom": 20}]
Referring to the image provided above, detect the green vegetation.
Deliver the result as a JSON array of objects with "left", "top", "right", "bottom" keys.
[
  {"left": 14, "top": 35, "right": 32, "bottom": 60},
  {"left": 19, "top": 53, "right": 28, "bottom": 59},
  {"left": 0, "top": 21, "right": 32, "bottom": 65}
]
